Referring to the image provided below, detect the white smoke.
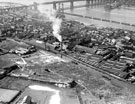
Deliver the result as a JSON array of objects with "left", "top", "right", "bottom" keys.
[
  {"left": 52, "top": 18, "right": 62, "bottom": 42},
  {"left": 38, "top": 5, "right": 62, "bottom": 42}
]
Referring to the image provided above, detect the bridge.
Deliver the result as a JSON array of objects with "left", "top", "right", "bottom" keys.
[
  {"left": 0, "top": 0, "right": 135, "bottom": 30},
  {"left": 0, "top": 2, "right": 25, "bottom": 8},
  {"left": 0, "top": 0, "right": 111, "bottom": 14},
  {"left": 41, "top": 0, "right": 106, "bottom": 9},
  {"left": 0, "top": 0, "right": 135, "bottom": 14}
]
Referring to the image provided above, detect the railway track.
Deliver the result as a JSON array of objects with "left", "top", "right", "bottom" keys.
[
  {"left": 67, "top": 53, "right": 135, "bottom": 85},
  {"left": 10, "top": 38, "right": 135, "bottom": 87}
]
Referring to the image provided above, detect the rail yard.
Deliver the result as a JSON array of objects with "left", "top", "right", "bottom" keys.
[{"left": 1, "top": 1, "right": 135, "bottom": 104}]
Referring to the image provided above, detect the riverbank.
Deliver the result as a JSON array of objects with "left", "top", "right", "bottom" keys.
[
  {"left": 64, "top": 5, "right": 135, "bottom": 31},
  {"left": 64, "top": 13, "right": 135, "bottom": 31}
]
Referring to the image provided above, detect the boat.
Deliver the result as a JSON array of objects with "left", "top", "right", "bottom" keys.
[{"left": 105, "top": 1, "right": 121, "bottom": 10}]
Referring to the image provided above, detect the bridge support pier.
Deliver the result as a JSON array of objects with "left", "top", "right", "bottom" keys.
[
  {"left": 91, "top": 0, "right": 93, "bottom": 5},
  {"left": 53, "top": 2, "right": 57, "bottom": 10},
  {"left": 97, "top": 0, "right": 99, "bottom": 5},
  {"left": 58, "top": 3, "right": 61, "bottom": 11},
  {"left": 33, "top": 2, "right": 38, "bottom": 11},
  {"left": 86, "top": 0, "right": 90, "bottom": 7},
  {"left": 70, "top": 1, "right": 74, "bottom": 9},
  {"left": 61, "top": 3, "right": 64, "bottom": 12},
  {"left": 101, "top": 0, "right": 104, "bottom": 5}
]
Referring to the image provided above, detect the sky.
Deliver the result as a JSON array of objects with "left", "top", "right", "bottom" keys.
[{"left": 0, "top": 0, "right": 61, "bottom": 5}]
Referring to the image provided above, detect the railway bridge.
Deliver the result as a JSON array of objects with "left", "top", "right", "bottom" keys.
[
  {"left": 0, "top": 0, "right": 135, "bottom": 14},
  {"left": 0, "top": 0, "right": 116, "bottom": 14}
]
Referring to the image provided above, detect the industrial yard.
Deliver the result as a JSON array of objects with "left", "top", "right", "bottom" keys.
[
  {"left": 1, "top": 0, "right": 135, "bottom": 104},
  {"left": 1, "top": 35, "right": 135, "bottom": 104}
]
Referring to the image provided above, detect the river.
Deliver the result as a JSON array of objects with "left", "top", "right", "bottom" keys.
[
  {"left": 65, "top": 5, "right": 135, "bottom": 31},
  {"left": 0, "top": 0, "right": 135, "bottom": 30}
]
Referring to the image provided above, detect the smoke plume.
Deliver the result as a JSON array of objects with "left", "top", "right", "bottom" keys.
[{"left": 38, "top": 5, "right": 62, "bottom": 42}]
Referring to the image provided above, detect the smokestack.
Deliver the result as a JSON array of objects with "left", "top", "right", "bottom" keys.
[{"left": 38, "top": 5, "right": 62, "bottom": 42}]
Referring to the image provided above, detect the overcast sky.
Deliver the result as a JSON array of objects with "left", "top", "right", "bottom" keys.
[{"left": 0, "top": 0, "right": 61, "bottom": 5}]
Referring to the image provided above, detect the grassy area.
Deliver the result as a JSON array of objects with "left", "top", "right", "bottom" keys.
[
  {"left": 45, "top": 61, "right": 135, "bottom": 104},
  {"left": 0, "top": 39, "right": 28, "bottom": 50}
]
